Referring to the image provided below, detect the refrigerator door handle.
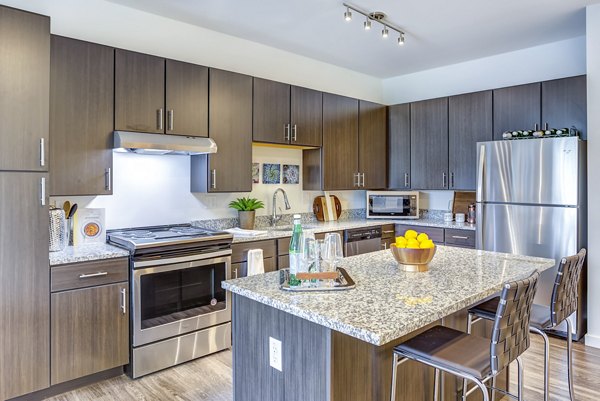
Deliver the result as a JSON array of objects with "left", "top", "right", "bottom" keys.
[{"left": 476, "top": 144, "right": 485, "bottom": 203}]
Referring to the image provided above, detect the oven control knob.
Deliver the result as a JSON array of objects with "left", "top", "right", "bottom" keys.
[{"left": 210, "top": 298, "right": 218, "bottom": 306}]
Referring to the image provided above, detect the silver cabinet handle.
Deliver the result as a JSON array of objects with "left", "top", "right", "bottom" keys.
[
  {"left": 211, "top": 169, "right": 217, "bottom": 189},
  {"left": 234, "top": 269, "right": 238, "bottom": 279},
  {"left": 404, "top": 173, "right": 409, "bottom": 188},
  {"left": 451, "top": 235, "right": 469, "bottom": 240},
  {"left": 382, "top": 230, "right": 395, "bottom": 234},
  {"left": 381, "top": 242, "right": 387, "bottom": 250},
  {"left": 105, "top": 167, "right": 111, "bottom": 191},
  {"left": 40, "top": 177, "right": 46, "bottom": 206},
  {"left": 534, "top": 123, "right": 539, "bottom": 131},
  {"left": 168, "top": 110, "right": 174, "bottom": 131},
  {"left": 157, "top": 108, "right": 164, "bottom": 131},
  {"left": 353, "top": 173, "right": 359, "bottom": 187},
  {"left": 79, "top": 271, "right": 108, "bottom": 279},
  {"left": 442, "top": 172, "right": 447, "bottom": 188},
  {"left": 120, "top": 288, "right": 127, "bottom": 315},
  {"left": 360, "top": 173, "right": 365, "bottom": 188},
  {"left": 284, "top": 124, "right": 290, "bottom": 141},
  {"left": 450, "top": 172, "right": 455, "bottom": 189},
  {"left": 291, "top": 124, "right": 297, "bottom": 142},
  {"left": 40, "top": 138, "right": 45, "bottom": 167},
  {"left": 544, "top": 122, "right": 549, "bottom": 131}
]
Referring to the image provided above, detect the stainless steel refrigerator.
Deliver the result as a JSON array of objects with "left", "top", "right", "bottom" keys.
[{"left": 476, "top": 137, "right": 587, "bottom": 340}]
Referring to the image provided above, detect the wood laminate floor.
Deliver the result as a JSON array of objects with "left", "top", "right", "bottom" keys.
[{"left": 45, "top": 335, "right": 600, "bottom": 401}]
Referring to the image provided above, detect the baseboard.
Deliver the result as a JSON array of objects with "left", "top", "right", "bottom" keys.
[{"left": 585, "top": 333, "right": 600, "bottom": 349}]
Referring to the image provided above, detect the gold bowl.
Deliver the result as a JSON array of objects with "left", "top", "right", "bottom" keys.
[{"left": 390, "top": 244, "right": 436, "bottom": 272}]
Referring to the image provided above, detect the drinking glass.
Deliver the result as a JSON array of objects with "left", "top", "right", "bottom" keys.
[{"left": 322, "top": 233, "right": 343, "bottom": 273}]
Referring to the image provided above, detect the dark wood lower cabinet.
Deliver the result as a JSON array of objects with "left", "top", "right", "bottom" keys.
[{"left": 51, "top": 281, "right": 129, "bottom": 385}]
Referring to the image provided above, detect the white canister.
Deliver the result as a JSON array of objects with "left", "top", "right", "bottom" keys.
[
  {"left": 443, "top": 212, "right": 453, "bottom": 222},
  {"left": 455, "top": 213, "right": 466, "bottom": 223}
]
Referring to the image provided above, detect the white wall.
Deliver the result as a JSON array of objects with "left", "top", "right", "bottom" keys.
[
  {"left": 51, "top": 146, "right": 365, "bottom": 229},
  {"left": 585, "top": 4, "right": 600, "bottom": 349},
  {"left": 0, "top": 0, "right": 383, "bottom": 103},
  {"left": 383, "top": 36, "right": 586, "bottom": 105}
]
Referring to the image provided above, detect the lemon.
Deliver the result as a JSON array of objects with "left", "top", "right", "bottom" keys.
[
  {"left": 395, "top": 236, "right": 407, "bottom": 245},
  {"left": 407, "top": 238, "right": 419, "bottom": 247},
  {"left": 405, "top": 229, "right": 418, "bottom": 240},
  {"left": 417, "top": 233, "right": 429, "bottom": 243},
  {"left": 395, "top": 242, "right": 406, "bottom": 248},
  {"left": 407, "top": 242, "right": 421, "bottom": 249},
  {"left": 419, "top": 240, "right": 435, "bottom": 249}
]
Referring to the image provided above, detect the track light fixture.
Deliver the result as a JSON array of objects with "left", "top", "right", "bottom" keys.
[{"left": 342, "top": 2, "right": 406, "bottom": 47}]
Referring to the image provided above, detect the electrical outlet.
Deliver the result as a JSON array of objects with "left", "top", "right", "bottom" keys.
[{"left": 269, "top": 336, "right": 282, "bottom": 372}]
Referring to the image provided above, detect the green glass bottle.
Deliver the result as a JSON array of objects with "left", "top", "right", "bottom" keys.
[{"left": 288, "top": 214, "right": 302, "bottom": 286}]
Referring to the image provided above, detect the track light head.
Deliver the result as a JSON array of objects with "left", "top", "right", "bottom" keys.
[
  {"left": 364, "top": 18, "right": 371, "bottom": 30},
  {"left": 382, "top": 26, "right": 389, "bottom": 38},
  {"left": 344, "top": 8, "right": 352, "bottom": 21},
  {"left": 398, "top": 33, "right": 405, "bottom": 46}
]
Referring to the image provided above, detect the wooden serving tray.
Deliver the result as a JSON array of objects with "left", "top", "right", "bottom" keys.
[{"left": 280, "top": 268, "right": 355, "bottom": 292}]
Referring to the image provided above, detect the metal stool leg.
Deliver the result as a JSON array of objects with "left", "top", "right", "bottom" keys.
[
  {"left": 516, "top": 356, "right": 524, "bottom": 401},
  {"left": 462, "top": 313, "right": 473, "bottom": 401},
  {"left": 530, "top": 327, "right": 550, "bottom": 401},
  {"left": 390, "top": 353, "right": 399, "bottom": 401},
  {"left": 473, "top": 378, "right": 490, "bottom": 401},
  {"left": 490, "top": 375, "right": 496, "bottom": 400},
  {"left": 434, "top": 368, "right": 440, "bottom": 401},
  {"left": 566, "top": 319, "right": 575, "bottom": 401}
]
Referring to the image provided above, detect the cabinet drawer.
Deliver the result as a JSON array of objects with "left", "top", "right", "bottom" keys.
[
  {"left": 51, "top": 258, "right": 129, "bottom": 292},
  {"left": 278, "top": 255, "right": 289, "bottom": 270},
  {"left": 381, "top": 224, "right": 396, "bottom": 239},
  {"left": 232, "top": 257, "right": 276, "bottom": 279},
  {"left": 395, "top": 224, "right": 445, "bottom": 244},
  {"left": 232, "top": 240, "right": 276, "bottom": 263},
  {"left": 445, "top": 229, "right": 476, "bottom": 248},
  {"left": 277, "top": 237, "right": 291, "bottom": 256}
]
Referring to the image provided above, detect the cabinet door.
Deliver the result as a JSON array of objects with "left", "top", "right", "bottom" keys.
[
  {"left": 0, "top": 7, "right": 49, "bottom": 171},
  {"left": 359, "top": 100, "right": 387, "bottom": 189},
  {"left": 253, "top": 78, "right": 291, "bottom": 144},
  {"left": 493, "top": 82, "right": 541, "bottom": 140},
  {"left": 51, "top": 282, "right": 129, "bottom": 384},
  {"left": 191, "top": 69, "right": 253, "bottom": 192},
  {"left": 448, "top": 91, "right": 493, "bottom": 190},
  {"left": 322, "top": 93, "right": 359, "bottom": 190},
  {"left": 0, "top": 172, "right": 49, "bottom": 400},
  {"left": 388, "top": 104, "right": 411, "bottom": 189},
  {"left": 115, "top": 49, "right": 165, "bottom": 133},
  {"left": 291, "top": 86, "right": 322, "bottom": 147},
  {"left": 165, "top": 59, "right": 208, "bottom": 137},
  {"left": 410, "top": 98, "right": 449, "bottom": 190},
  {"left": 542, "top": 75, "right": 587, "bottom": 139},
  {"left": 50, "top": 36, "right": 114, "bottom": 196}
]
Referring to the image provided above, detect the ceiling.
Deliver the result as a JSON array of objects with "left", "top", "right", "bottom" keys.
[{"left": 108, "top": 0, "right": 598, "bottom": 78}]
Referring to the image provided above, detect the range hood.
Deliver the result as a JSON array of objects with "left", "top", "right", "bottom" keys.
[{"left": 113, "top": 131, "right": 217, "bottom": 155}]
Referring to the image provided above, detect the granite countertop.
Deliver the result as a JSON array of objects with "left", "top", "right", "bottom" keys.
[
  {"left": 49, "top": 243, "right": 130, "bottom": 266},
  {"left": 229, "top": 218, "right": 476, "bottom": 244},
  {"left": 222, "top": 246, "right": 554, "bottom": 346}
]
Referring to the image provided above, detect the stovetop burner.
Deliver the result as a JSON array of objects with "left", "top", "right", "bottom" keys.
[
  {"left": 168, "top": 227, "right": 209, "bottom": 235},
  {"left": 114, "top": 230, "right": 157, "bottom": 239}
]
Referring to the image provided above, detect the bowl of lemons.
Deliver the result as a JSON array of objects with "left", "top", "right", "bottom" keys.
[{"left": 390, "top": 229, "right": 436, "bottom": 272}]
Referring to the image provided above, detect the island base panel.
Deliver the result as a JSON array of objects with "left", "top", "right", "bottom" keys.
[{"left": 232, "top": 295, "right": 508, "bottom": 401}]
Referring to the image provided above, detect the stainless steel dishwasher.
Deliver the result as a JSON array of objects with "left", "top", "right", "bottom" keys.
[{"left": 344, "top": 226, "right": 382, "bottom": 256}]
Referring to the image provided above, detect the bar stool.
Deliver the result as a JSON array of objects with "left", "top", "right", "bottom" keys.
[
  {"left": 390, "top": 271, "right": 539, "bottom": 401},
  {"left": 465, "top": 249, "right": 586, "bottom": 401}
]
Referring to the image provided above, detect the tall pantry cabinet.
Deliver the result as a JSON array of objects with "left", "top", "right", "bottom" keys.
[{"left": 0, "top": 6, "right": 50, "bottom": 400}]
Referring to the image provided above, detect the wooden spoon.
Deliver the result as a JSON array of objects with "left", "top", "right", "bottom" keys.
[{"left": 63, "top": 201, "right": 71, "bottom": 217}]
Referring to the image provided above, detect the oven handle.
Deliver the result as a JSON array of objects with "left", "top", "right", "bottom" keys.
[{"left": 133, "top": 249, "right": 232, "bottom": 269}]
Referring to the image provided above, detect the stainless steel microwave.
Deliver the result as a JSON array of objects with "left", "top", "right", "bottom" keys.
[{"left": 366, "top": 191, "right": 419, "bottom": 219}]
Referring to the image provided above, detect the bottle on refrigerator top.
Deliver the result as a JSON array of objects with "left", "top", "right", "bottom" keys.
[{"left": 288, "top": 214, "right": 303, "bottom": 286}]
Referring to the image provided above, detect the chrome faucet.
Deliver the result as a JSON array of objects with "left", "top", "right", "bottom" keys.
[{"left": 271, "top": 188, "right": 291, "bottom": 226}]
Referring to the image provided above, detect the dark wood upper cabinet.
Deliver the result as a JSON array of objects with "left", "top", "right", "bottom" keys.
[
  {"left": 493, "top": 82, "right": 541, "bottom": 139},
  {"left": 359, "top": 100, "right": 387, "bottom": 189},
  {"left": 115, "top": 49, "right": 165, "bottom": 134},
  {"left": 291, "top": 86, "right": 322, "bottom": 147},
  {"left": 165, "top": 59, "right": 208, "bottom": 137},
  {"left": 542, "top": 75, "right": 587, "bottom": 139},
  {"left": 448, "top": 91, "right": 493, "bottom": 190},
  {"left": 0, "top": 6, "right": 49, "bottom": 172},
  {"left": 0, "top": 171, "right": 49, "bottom": 400},
  {"left": 388, "top": 103, "right": 411, "bottom": 189},
  {"left": 50, "top": 36, "right": 114, "bottom": 196},
  {"left": 253, "top": 78, "right": 291, "bottom": 144},
  {"left": 191, "top": 69, "right": 253, "bottom": 193},
  {"left": 322, "top": 93, "right": 359, "bottom": 190},
  {"left": 410, "top": 97, "right": 449, "bottom": 190}
]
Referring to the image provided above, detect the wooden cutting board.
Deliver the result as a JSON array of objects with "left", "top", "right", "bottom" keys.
[
  {"left": 452, "top": 191, "right": 476, "bottom": 215},
  {"left": 313, "top": 195, "right": 342, "bottom": 221}
]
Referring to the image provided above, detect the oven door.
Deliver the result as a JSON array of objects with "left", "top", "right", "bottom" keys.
[{"left": 132, "top": 251, "right": 231, "bottom": 347}]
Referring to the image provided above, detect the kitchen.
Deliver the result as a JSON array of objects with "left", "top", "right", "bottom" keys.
[{"left": 1, "top": 0, "right": 600, "bottom": 400}]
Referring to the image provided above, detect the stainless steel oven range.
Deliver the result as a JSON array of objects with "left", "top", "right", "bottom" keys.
[{"left": 108, "top": 225, "right": 234, "bottom": 378}]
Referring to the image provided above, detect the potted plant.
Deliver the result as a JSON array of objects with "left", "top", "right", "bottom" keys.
[{"left": 228, "top": 197, "right": 265, "bottom": 230}]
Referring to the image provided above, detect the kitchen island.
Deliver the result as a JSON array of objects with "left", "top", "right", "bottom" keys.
[{"left": 222, "top": 246, "right": 555, "bottom": 401}]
